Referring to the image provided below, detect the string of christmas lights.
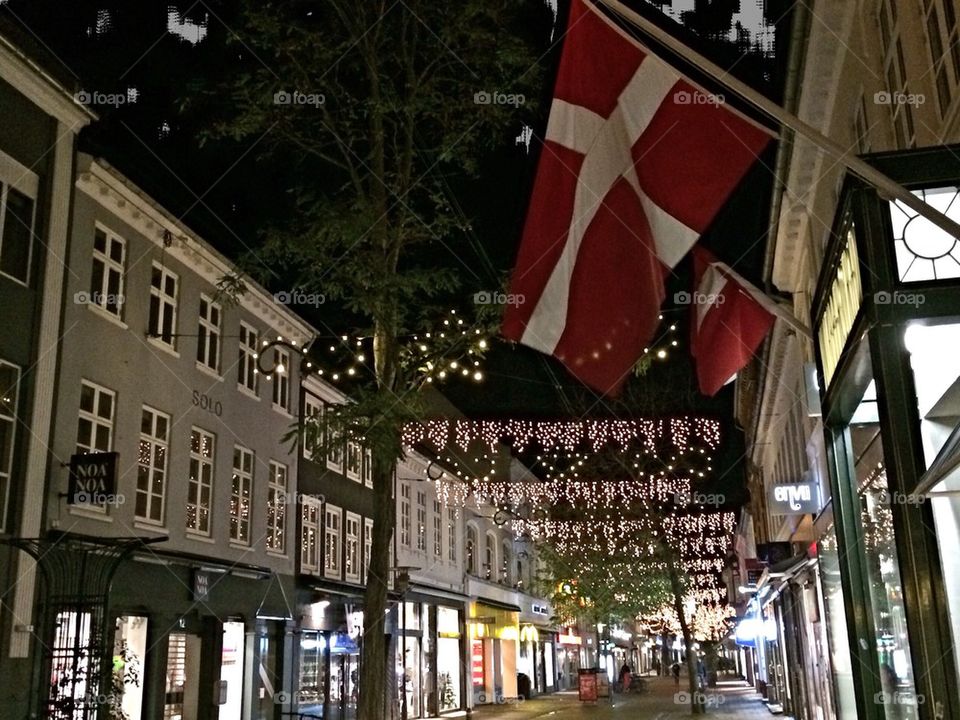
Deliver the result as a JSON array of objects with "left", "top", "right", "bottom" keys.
[{"left": 403, "top": 417, "right": 721, "bottom": 453}]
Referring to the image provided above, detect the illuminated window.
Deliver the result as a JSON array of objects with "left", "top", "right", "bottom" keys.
[
  {"left": 187, "top": 428, "right": 215, "bottom": 535},
  {"left": 230, "top": 446, "right": 253, "bottom": 544},
  {"left": 136, "top": 406, "right": 169, "bottom": 525},
  {"left": 889, "top": 186, "right": 960, "bottom": 281},
  {"left": 267, "top": 461, "right": 288, "bottom": 553}
]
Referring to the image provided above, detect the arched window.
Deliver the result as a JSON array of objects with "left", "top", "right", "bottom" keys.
[
  {"left": 501, "top": 540, "right": 513, "bottom": 586},
  {"left": 485, "top": 533, "right": 497, "bottom": 580},
  {"left": 466, "top": 524, "right": 478, "bottom": 575}
]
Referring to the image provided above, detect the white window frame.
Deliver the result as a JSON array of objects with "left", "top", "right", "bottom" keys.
[
  {"left": 433, "top": 499, "right": 442, "bottom": 558},
  {"left": 466, "top": 523, "right": 478, "bottom": 575},
  {"left": 484, "top": 532, "right": 497, "bottom": 581},
  {"left": 301, "top": 495, "right": 322, "bottom": 573},
  {"left": 77, "top": 380, "right": 115, "bottom": 455},
  {"left": 345, "top": 512, "right": 361, "bottom": 583},
  {"left": 230, "top": 446, "right": 254, "bottom": 544},
  {"left": 324, "top": 503, "right": 342, "bottom": 579},
  {"left": 345, "top": 440, "right": 362, "bottom": 482},
  {"left": 447, "top": 508, "right": 457, "bottom": 563},
  {"left": 271, "top": 348, "right": 291, "bottom": 413},
  {"left": 400, "top": 484, "right": 411, "bottom": 548},
  {"left": 362, "top": 448, "right": 373, "bottom": 488},
  {"left": 135, "top": 405, "right": 169, "bottom": 526},
  {"left": 237, "top": 322, "right": 259, "bottom": 396},
  {"left": 363, "top": 517, "right": 373, "bottom": 582},
  {"left": 186, "top": 428, "right": 215, "bottom": 536},
  {"left": 0, "top": 151, "right": 39, "bottom": 287},
  {"left": 416, "top": 490, "right": 427, "bottom": 552},
  {"left": 267, "top": 461, "right": 288, "bottom": 554},
  {"left": 196, "top": 294, "right": 222, "bottom": 374},
  {"left": 303, "top": 394, "right": 323, "bottom": 459},
  {"left": 0, "top": 360, "right": 20, "bottom": 534},
  {"left": 148, "top": 263, "right": 179, "bottom": 350},
  {"left": 326, "top": 415, "right": 343, "bottom": 472},
  {"left": 89, "top": 224, "right": 125, "bottom": 319}
]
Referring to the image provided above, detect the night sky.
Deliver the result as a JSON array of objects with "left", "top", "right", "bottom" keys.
[{"left": 1, "top": 0, "right": 792, "bottom": 505}]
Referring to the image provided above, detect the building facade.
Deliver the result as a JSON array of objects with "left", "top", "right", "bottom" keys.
[
  {"left": 0, "top": 32, "right": 93, "bottom": 718},
  {"left": 42, "top": 153, "right": 313, "bottom": 720},
  {"left": 740, "top": 2, "right": 960, "bottom": 720}
]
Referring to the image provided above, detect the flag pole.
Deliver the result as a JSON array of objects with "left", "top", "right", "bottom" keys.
[
  {"left": 713, "top": 261, "right": 813, "bottom": 339},
  {"left": 595, "top": 0, "right": 960, "bottom": 242}
]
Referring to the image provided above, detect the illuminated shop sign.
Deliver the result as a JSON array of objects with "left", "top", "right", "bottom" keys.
[
  {"left": 768, "top": 480, "right": 820, "bottom": 515},
  {"left": 817, "top": 224, "right": 862, "bottom": 389}
]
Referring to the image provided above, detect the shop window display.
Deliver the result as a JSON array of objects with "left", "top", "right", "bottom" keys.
[{"left": 818, "top": 525, "right": 858, "bottom": 720}]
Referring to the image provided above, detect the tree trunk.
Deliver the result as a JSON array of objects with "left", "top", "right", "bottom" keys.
[
  {"left": 663, "top": 539, "right": 705, "bottom": 715},
  {"left": 358, "top": 451, "right": 397, "bottom": 720}
]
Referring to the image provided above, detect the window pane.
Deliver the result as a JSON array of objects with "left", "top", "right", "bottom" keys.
[{"left": 0, "top": 188, "right": 34, "bottom": 282}]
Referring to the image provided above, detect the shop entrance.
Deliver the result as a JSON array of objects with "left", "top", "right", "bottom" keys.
[{"left": 164, "top": 632, "right": 202, "bottom": 720}]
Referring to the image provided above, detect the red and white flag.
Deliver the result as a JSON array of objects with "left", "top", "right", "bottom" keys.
[
  {"left": 501, "top": 0, "right": 773, "bottom": 395},
  {"left": 690, "top": 247, "right": 775, "bottom": 396}
]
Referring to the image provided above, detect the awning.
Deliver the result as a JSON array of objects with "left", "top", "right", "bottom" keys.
[
  {"left": 473, "top": 598, "right": 521, "bottom": 613},
  {"left": 915, "top": 421, "right": 960, "bottom": 496}
]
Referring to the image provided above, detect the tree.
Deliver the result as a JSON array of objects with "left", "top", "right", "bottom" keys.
[{"left": 202, "top": 2, "right": 544, "bottom": 717}]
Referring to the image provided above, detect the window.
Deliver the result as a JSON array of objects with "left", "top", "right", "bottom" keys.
[
  {"left": 77, "top": 381, "right": 114, "bottom": 455},
  {"left": 345, "top": 441, "right": 362, "bottom": 482},
  {"left": 136, "top": 406, "right": 169, "bottom": 525},
  {"left": 301, "top": 496, "right": 322, "bottom": 572},
  {"left": 924, "top": 0, "right": 960, "bottom": 117},
  {"left": 230, "top": 446, "right": 253, "bottom": 544},
  {"left": 466, "top": 525, "right": 478, "bottom": 575},
  {"left": 0, "top": 361, "right": 19, "bottom": 533},
  {"left": 362, "top": 448, "right": 373, "bottom": 487},
  {"left": 89, "top": 226, "right": 125, "bottom": 318},
  {"left": 447, "top": 508, "right": 457, "bottom": 563},
  {"left": 303, "top": 395, "right": 323, "bottom": 459},
  {"left": 196, "top": 294, "right": 222, "bottom": 372},
  {"left": 345, "top": 512, "right": 361, "bottom": 582},
  {"left": 149, "top": 264, "right": 178, "bottom": 348},
  {"left": 324, "top": 503, "right": 342, "bottom": 578},
  {"left": 501, "top": 540, "right": 513, "bottom": 585},
  {"left": 271, "top": 348, "right": 290, "bottom": 412},
  {"left": 267, "top": 461, "right": 288, "bottom": 553},
  {"left": 238, "top": 322, "right": 259, "bottom": 394},
  {"left": 363, "top": 518, "right": 373, "bottom": 582},
  {"left": 416, "top": 490, "right": 426, "bottom": 552},
  {"left": 888, "top": 186, "right": 960, "bottom": 282},
  {"left": 484, "top": 533, "right": 496, "bottom": 580},
  {"left": 853, "top": 93, "right": 870, "bottom": 154},
  {"left": 433, "top": 500, "right": 442, "bottom": 558},
  {"left": 187, "top": 428, "right": 215, "bottom": 535},
  {"left": 400, "top": 484, "right": 412, "bottom": 547},
  {"left": 0, "top": 184, "right": 35, "bottom": 284},
  {"left": 326, "top": 418, "right": 343, "bottom": 472}
]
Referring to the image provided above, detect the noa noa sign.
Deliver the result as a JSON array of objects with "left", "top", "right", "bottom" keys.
[
  {"left": 67, "top": 451, "right": 118, "bottom": 505},
  {"left": 768, "top": 480, "right": 819, "bottom": 515}
]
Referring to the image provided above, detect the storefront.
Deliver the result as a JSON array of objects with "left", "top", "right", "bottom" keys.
[
  {"left": 556, "top": 628, "right": 582, "bottom": 689},
  {"left": 387, "top": 597, "right": 466, "bottom": 718},
  {"left": 467, "top": 601, "right": 520, "bottom": 705},
  {"left": 296, "top": 597, "right": 364, "bottom": 718},
  {"left": 811, "top": 146, "right": 960, "bottom": 720}
]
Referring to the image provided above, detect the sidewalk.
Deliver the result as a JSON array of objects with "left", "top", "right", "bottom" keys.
[{"left": 467, "top": 675, "right": 773, "bottom": 719}]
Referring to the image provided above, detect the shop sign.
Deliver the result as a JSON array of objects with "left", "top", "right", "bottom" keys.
[
  {"left": 817, "top": 224, "right": 862, "bottom": 389},
  {"left": 558, "top": 631, "right": 582, "bottom": 646},
  {"left": 768, "top": 480, "right": 819, "bottom": 515},
  {"left": 471, "top": 640, "right": 484, "bottom": 686},
  {"left": 193, "top": 570, "right": 212, "bottom": 601},
  {"left": 67, "top": 451, "right": 118, "bottom": 504},
  {"left": 531, "top": 603, "right": 549, "bottom": 616},
  {"left": 520, "top": 624, "right": 539, "bottom": 643}
]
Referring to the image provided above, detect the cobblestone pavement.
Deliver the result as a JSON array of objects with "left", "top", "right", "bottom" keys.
[{"left": 467, "top": 675, "right": 774, "bottom": 719}]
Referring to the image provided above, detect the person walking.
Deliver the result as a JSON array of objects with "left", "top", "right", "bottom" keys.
[
  {"left": 671, "top": 661, "right": 681, "bottom": 687},
  {"left": 619, "top": 663, "right": 632, "bottom": 692}
]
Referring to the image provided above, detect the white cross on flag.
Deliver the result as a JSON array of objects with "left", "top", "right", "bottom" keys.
[{"left": 502, "top": 0, "right": 773, "bottom": 395}]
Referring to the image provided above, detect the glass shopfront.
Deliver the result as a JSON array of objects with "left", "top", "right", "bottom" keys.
[
  {"left": 817, "top": 522, "right": 857, "bottom": 720},
  {"left": 436, "top": 607, "right": 462, "bottom": 712},
  {"left": 394, "top": 601, "right": 465, "bottom": 717}
]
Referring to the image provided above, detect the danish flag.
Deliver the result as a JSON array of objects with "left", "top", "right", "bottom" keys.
[{"left": 502, "top": 0, "right": 773, "bottom": 395}]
